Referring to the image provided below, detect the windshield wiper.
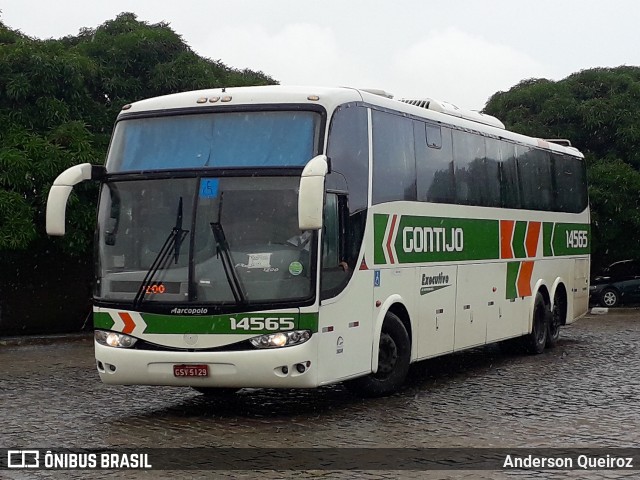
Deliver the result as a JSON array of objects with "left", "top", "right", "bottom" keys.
[
  {"left": 210, "top": 221, "right": 247, "bottom": 304},
  {"left": 134, "top": 197, "right": 189, "bottom": 308},
  {"left": 209, "top": 192, "right": 247, "bottom": 304}
]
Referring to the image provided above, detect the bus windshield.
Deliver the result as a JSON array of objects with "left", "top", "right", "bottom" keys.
[
  {"left": 106, "top": 111, "right": 320, "bottom": 172},
  {"left": 96, "top": 176, "right": 314, "bottom": 306}
]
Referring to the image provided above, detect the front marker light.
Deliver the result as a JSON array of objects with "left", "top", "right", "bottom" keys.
[
  {"left": 250, "top": 330, "right": 311, "bottom": 349},
  {"left": 95, "top": 330, "right": 138, "bottom": 348}
]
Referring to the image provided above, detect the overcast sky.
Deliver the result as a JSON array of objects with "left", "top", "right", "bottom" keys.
[{"left": 2, "top": 1, "right": 639, "bottom": 110}]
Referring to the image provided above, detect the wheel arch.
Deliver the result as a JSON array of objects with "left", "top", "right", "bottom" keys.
[{"left": 371, "top": 295, "right": 414, "bottom": 373}]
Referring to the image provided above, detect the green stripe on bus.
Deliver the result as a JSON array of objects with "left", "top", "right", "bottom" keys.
[
  {"left": 94, "top": 312, "right": 115, "bottom": 330},
  {"left": 512, "top": 221, "right": 527, "bottom": 258},
  {"left": 94, "top": 311, "right": 320, "bottom": 335},
  {"left": 374, "top": 214, "right": 589, "bottom": 265},
  {"left": 506, "top": 262, "right": 520, "bottom": 300},
  {"left": 552, "top": 223, "right": 591, "bottom": 256},
  {"left": 393, "top": 216, "right": 500, "bottom": 263},
  {"left": 373, "top": 214, "right": 389, "bottom": 265}
]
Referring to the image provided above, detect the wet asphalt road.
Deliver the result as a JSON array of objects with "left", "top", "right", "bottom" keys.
[{"left": 1, "top": 310, "right": 639, "bottom": 479}]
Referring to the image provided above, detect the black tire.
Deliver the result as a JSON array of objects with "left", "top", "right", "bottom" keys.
[
  {"left": 547, "top": 290, "right": 566, "bottom": 348},
  {"left": 192, "top": 387, "right": 239, "bottom": 396},
  {"left": 600, "top": 288, "right": 620, "bottom": 308},
  {"left": 525, "top": 292, "right": 550, "bottom": 354},
  {"left": 346, "top": 312, "right": 411, "bottom": 397}
]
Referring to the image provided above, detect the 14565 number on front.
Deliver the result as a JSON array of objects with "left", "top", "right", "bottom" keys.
[{"left": 230, "top": 317, "right": 295, "bottom": 331}]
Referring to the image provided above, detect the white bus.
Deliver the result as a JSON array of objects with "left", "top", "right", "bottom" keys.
[{"left": 47, "top": 86, "right": 589, "bottom": 397}]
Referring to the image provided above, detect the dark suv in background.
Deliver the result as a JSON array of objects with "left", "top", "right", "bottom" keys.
[{"left": 590, "top": 259, "right": 640, "bottom": 307}]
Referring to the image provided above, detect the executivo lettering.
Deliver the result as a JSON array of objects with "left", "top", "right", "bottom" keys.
[{"left": 420, "top": 272, "right": 451, "bottom": 295}]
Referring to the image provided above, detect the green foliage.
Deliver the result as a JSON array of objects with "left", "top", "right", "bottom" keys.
[
  {"left": 587, "top": 158, "right": 640, "bottom": 268},
  {"left": 484, "top": 67, "right": 640, "bottom": 266},
  {"left": 0, "top": 12, "right": 276, "bottom": 255}
]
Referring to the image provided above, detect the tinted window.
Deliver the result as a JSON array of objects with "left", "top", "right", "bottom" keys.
[
  {"left": 553, "top": 153, "right": 588, "bottom": 213},
  {"left": 372, "top": 110, "right": 416, "bottom": 204},
  {"left": 481, "top": 137, "right": 502, "bottom": 207},
  {"left": 517, "top": 146, "right": 553, "bottom": 211},
  {"left": 499, "top": 142, "right": 520, "bottom": 209},
  {"left": 326, "top": 104, "right": 369, "bottom": 212},
  {"left": 324, "top": 105, "right": 369, "bottom": 298},
  {"left": 321, "top": 193, "right": 351, "bottom": 298},
  {"left": 108, "top": 111, "right": 320, "bottom": 172},
  {"left": 452, "top": 130, "right": 486, "bottom": 205},
  {"left": 416, "top": 123, "right": 455, "bottom": 203}
]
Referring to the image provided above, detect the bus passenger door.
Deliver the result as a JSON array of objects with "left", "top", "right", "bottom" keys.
[{"left": 416, "top": 265, "right": 457, "bottom": 359}]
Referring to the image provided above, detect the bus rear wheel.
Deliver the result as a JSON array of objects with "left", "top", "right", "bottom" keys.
[
  {"left": 525, "top": 293, "right": 550, "bottom": 354},
  {"left": 547, "top": 290, "right": 566, "bottom": 348},
  {"left": 346, "top": 312, "right": 410, "bottom": 397}
]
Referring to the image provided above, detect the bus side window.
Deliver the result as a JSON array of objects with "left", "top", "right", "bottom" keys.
[
  {"left": 372, "top": 110, "right": 416, "bottom": 204},
  {"left": 322, "top": 193, "right": 340, "bottom": 269},
  {"left": 416, "top": 122, "right": 455, "bottom": 204},
  {"left": 552, "top": 153, "right": 588, "bottom": 213},
  {"left": 499, "top": 142, "right": 520, "bottom": 209},
  {"left": 517, "top": 146, "right": 553, "bottom": 211},
  {"left": 321, "top": 193, "right": 350, "bottom": 299},
  {"left": 452, "top": 129, "right": 487, "bottom": 206}
]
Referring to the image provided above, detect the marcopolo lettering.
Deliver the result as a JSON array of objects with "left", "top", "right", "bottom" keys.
[
  {"left": 170, "top": 307, "right": 208, "bottom": 315},
  {"left": 403, "top": 227, "right": 464, "bottom": 253}
]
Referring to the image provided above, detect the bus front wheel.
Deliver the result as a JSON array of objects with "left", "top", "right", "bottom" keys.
[{"left": 346, "top": 312, "right": 411, "bottom": 397}]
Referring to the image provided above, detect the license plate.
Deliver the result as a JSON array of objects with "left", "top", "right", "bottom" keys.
[{"left": 173, "top": 364, "right": 209, "bottom": 377}]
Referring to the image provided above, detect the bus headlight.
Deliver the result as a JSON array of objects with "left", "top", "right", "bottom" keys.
[
  {"left": 249, "top": 330, "right": 311, "bottom": 349},
  {"left": 95, "top": 330, "right": 138, "bottom": 348}
]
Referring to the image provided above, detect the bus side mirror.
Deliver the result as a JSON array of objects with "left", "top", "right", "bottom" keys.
[
  {"left": 298, "top": 155, "right": 328, "bottom": 231},
  {"left": 46, "top": 163, "right": 103, "bottom": 236}
]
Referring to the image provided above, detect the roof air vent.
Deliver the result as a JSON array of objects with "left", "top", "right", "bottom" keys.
[{"left": 400, "top": 98, "right": 505, "bottom": 129}]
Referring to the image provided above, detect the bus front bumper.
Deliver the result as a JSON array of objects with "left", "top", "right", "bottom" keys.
[{"left": 94, "top": 336, "right": 319, "bottom": 389}]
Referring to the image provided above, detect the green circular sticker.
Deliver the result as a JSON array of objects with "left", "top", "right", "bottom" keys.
[{"left": 289, "top": 261, "right": 303, "bottom": 276}]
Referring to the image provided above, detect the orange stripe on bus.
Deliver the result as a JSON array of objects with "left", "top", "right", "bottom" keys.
[
  {"left": 517, "top": 261, "right": 534, "bottom": 297},
  {"left": 119, "top": 312, "right": 136, "bottom": 334},
  {"left": 525, "top": 222, "right": 541, "bottom": 257},
  {"left": 500, "top": 220, "right": 515, "bottom": 259}
]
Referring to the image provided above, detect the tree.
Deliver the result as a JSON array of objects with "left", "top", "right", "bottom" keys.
[
  {"left": 0, "top": 13, "right": 276, "bottom": 333},
  {"left": 484, "top": 67, "right": 640, "bottom": 267},
  {"left": 0, "top": 12, "right": 276, "bottom": 255}
]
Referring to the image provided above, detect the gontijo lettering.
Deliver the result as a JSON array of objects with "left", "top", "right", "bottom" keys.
[{"left": 403, "top": 227, "right": 464, "bottom": 253}]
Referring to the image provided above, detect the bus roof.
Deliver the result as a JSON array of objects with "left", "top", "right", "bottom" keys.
[{"left": 120, "top": 85, "right": 583, "bottom": 159}]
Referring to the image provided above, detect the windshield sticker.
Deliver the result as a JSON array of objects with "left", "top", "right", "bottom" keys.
[
  {"left": 247, "top": 253, "right": 272, "bottom": 269},
  {"left": 199, "top": 178, "right": 219, "bottom": 198},
  {"left": 289, "top": 261, "right": 303, "bottom": 276}
]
